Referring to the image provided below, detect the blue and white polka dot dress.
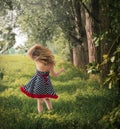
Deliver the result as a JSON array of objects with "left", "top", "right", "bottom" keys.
[{"left": 20, "top": 70, "right": 58, "bottom": 99}]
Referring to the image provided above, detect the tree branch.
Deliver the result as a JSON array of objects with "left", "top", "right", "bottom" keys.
[
  {"left": 108, "top": 34, "right": 120, "bottom": 56},
  {"left": 79, "top": 0, "right": 100, "bottom": 23}
]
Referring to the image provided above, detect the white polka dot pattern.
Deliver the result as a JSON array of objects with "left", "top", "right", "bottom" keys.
[{"left": 20, "top": 70, "right": 58, "bottom": 99}]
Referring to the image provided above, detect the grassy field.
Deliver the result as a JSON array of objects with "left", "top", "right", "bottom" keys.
[{"left": 0, "top": 55, "right": 119, "bottom": 129}]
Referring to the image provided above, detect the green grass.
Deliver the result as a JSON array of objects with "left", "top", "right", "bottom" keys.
[{"left": 0, "top": 55, "right": 119, "bottom": 129}]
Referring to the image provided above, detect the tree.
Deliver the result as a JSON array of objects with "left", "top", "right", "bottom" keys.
[
  {"left": 0, "top": 0, "right": 21, "bottom": 53},
  {"left": 50, "top": 0, "right": 88, "bottom": 69},
  {"left": 50, "top": 0, "right": 120, "bottom": 88},
  {"left": 17, "top": 0, "right": 57, "bottom": 46},
  {"left": 1, "top": 0, "right": 119, "bottom": 88},
  {"left": 0, "top": 27, "right": 15, "bottom": 54},
  {"left": 99, "top": 0, "right": 120, "bottom": 87}
]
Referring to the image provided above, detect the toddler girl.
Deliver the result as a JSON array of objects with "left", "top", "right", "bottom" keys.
[{"left": 20, "top": 44, "right": 64, "bottom": 112}]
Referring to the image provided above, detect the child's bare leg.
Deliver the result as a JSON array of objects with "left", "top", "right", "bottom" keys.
[
  {"left": 44, "top": 98, "right": 52, "bottom": 110},
  {"left": 37, "top": 98, "right": 44, "bottom": 112}
]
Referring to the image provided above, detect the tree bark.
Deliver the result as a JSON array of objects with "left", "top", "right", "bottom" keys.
[
  {"left": 91, "top": 0, "right": 101, "bottom": 64},
  {"left": 73, "top": 44, "right": 87, "bottom": 70},
  {"left": 71, "top": 0, "right": 88, "bottom": 70},
  {"left": 85, "top": 1, "right": 97, "bottom": 63}
]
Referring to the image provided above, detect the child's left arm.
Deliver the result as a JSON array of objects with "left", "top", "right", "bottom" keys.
[{"left": 50, "top": 66, "right": 65, "bottom": 77}]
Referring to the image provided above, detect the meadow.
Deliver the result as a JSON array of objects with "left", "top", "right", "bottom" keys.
[{"left": 0, "top": 55, "right": 119, "bottom": 129}]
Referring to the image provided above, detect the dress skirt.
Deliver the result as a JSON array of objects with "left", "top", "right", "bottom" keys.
[{"left": 20, "top": 70, "right": 58, "bottom": 99}]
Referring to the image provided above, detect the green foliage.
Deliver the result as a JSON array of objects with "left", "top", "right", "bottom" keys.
[
  {"left": 0, "top": 27, "right": 16, "bottom": 53},
  {"left": 0, "top": 0, "right": 14, "bottom": 14},
  {"left": 99, "top": 105, "right": 120, "bottom": 129},
  {"left": 0, "top": 55, "right": 119, "bottom": 129},
  {"left": 50, "top": 27, "right": 70, "bottom": 59},
  {"left": 0, "top": 0, "right": 20, "bottom": 12},
  {"left": 17, "top": 0, "right": 56, "bottom": 45},
  {"left": 93, "top": 32, "right": 109, "bottom": 47},
  {"left": 86, "top": 44, "right": 120, "bottom": 89},
  {"left": 103, "top": 45, "right": 120, "bottom": 89},
  {"left": 50, "top": 0, "right": 80, "bottom": 45},
  {"left": 91, "top": 0, "right": 120, "bottom": 89},
  {"left": 0, "top": 0, "right": 21, "bottom": 53},
  {"left": 86, "top": 62, "right": 100, "bottom": 74}
]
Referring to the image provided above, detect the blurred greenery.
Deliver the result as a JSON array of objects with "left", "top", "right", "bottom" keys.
[{"left": 0, "top": 55, "right": 119, "bottom": 129}]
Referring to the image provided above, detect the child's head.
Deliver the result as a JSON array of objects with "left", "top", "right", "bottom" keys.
[{"left": 31, "top": 45, "right": 55, "bottom": 65}]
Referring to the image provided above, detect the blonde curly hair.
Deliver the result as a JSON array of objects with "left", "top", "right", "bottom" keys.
[{"left": 27, "top": 44, "right": 55, "bottom": 65}]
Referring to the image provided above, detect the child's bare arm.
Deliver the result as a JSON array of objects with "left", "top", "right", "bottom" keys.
[{"left": 50, "top": 66, "right": 65, "bottom": 77}]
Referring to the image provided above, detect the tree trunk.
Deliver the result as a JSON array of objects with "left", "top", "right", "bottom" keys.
[
  {"left": 71, "top": 0, "right": 88, "bottom": 70},
  {"left": 85, "top": 1, "right": 97, "bottom": 63},
  {"left": 73, "top": 44, "right": 87, "bottom": 70},
  {"left": 91, "top": 0, "right": 101, "bottom": 64}
]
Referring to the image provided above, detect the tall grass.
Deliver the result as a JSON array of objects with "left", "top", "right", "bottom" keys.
[{"left": 0, "top": 55, "right": 119, "bottom": 129}]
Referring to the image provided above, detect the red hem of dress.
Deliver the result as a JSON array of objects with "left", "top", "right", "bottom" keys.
[{"left": 20, "top": 86, "right": 58, "bottom": 99}]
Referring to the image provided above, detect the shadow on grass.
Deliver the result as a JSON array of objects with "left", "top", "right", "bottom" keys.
[
  {"left": 0, "top": 95, "right": 41, "bottom": 129},
  {"left": 53, "top": 93, "right": 119, "bottom": 129},
  {"left": 55, "top": 94, "right": 118, "bottom": 115},
  {"left": 0, "top": 84, "right": 8, "bottom": 92},
  {"left": 55, "top": 82, "right": 85, "bottom": 95},
  {"left": 0, "top": 92, "right": 119, "bottom": 129},
  {"left": 0, "top": 95, "right": 37, "bottom": 112}
]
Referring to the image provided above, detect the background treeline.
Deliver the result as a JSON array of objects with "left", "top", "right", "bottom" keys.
[{"left": 0, "top": 0, "right": 120, "bottom": 89}]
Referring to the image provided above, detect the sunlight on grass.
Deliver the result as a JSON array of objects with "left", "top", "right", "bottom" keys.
[{"left": 0, "top": 55, "right": 119, "bottom": 129}]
